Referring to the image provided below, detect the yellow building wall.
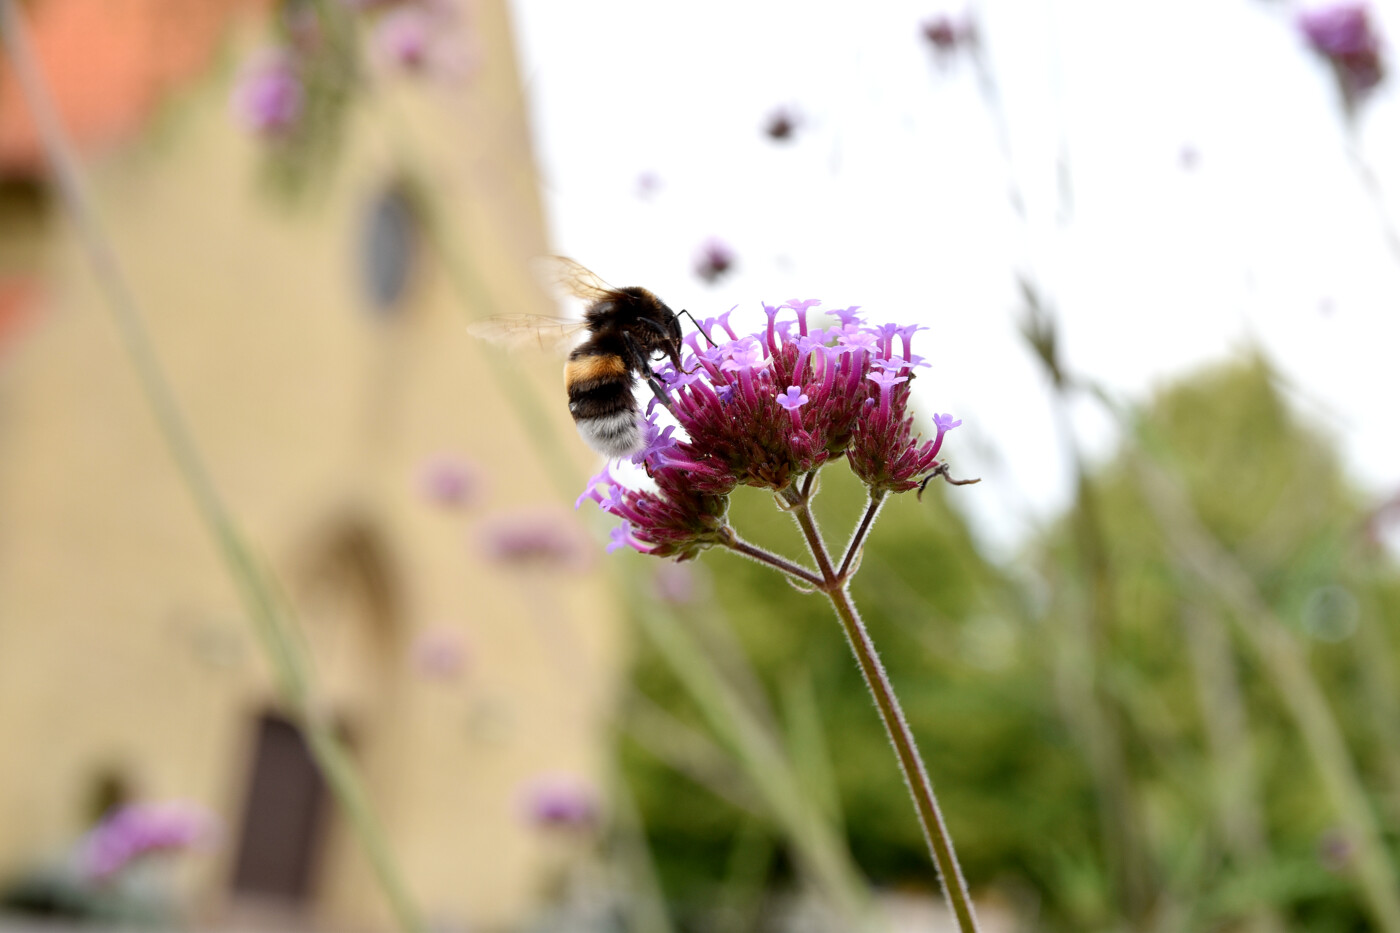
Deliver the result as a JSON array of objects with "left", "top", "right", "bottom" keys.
[{"left": 0, "top": 4, "right": 621, "bottom": 930}]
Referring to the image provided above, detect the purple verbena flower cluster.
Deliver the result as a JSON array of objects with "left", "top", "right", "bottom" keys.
[
  {"left": 80, "top": 801, "right": 218, "bottom": 882},
  {"left": 577, "top": 300, "right": 961, "bottom": 560}
]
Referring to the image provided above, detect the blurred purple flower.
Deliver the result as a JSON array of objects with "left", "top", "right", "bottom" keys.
[
  {"left": 410, "top": 626, "right": 469, "bottom": 680},
  {"left": 921, "top": 14, "right": 975, "bottom": 55},
  {"left": 81, "top": 801, "right": 218, "bottom": 882},
  {"left": 478, "top": 508, "right": 592, "bottom": 571},
  {"left": 231, "top": 48, "right": 304, "bottom": 139},
  {"left": 370, "top": 0, "right": 481, "bottom": 81},
  {"left": 1317, "top": 827, "right": 1355, "bottom": 873},
  {"left": 417, "top": 455, "right": 482, "bottom": 508},
  {"left": 635, "top": 171, "right": 662, "bottom": 200},
  {"left": 764, "top": 106, "right": 800, "bottom": 141},
  {"left": 375, "top": 6, "right": 434, "bottom": 69},
  {"left": 1298, "top": 3, "right": 1386, "bottom": 102},
  {"left": 654, "top": 562, "right": 700, "bottom": 604},
  {"left": 694, "top": 238, "right": 736, "bottom": 285},
  {"left": 520, "top": 773, "right": 601, "bottom": 832}
]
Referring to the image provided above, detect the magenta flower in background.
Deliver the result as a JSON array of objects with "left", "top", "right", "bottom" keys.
[
  {"left": 410, "top": 626, "right": 469, "bottom": 680},
  {"left": 764, "top": 106, "right": 800, "bottom": 141},
  {"left": 231, "top": 49, "right": 304, "bottom": 138},
  {"left": 635, "top": 171, "right": 662, "bottom": 200},
  {"left": 1298, "top": 2, "right": 1386, "bottom": 101},
  {"left": 921, "top": 13, "right": 976, "bottom": 55},
  {"left": 478, "top": 507, "right": 593, "bottom": 571},
  {"left": 653, "top": 562, "right": 702, "bottom": 604},
  {"left": 693, "top": 238, "right": 737, "bottom": 285},
  {"left": 80, "top": 801, "right": 218, "bottom": 882},
  {"left": 374, "top": 6, "right": 434, "bottom": 69},
  {"left": 370, "top": 0, "right": 480, "bottom": 79},
  {"left": 417, "top": 454, "right": 482, "bottom": 508},
  {"left": 519, "top": 773, "right": 600, "bottom": 832}
]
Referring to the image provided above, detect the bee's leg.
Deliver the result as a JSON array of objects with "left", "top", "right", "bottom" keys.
[{"left": 623, "top": 332, "right": 675, "bottom": 414}]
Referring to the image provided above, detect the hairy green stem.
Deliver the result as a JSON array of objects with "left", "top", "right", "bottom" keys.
[
  {"left": 782, "top": 490, "right": 981, "bottom": 932},
  {"left": 719, "top": 528, "right": 824, "bottom": 589},
  {"left": 0, "top": 7, "right": 422, "bottom": 931},
  {"left": 837, "top": 491, "right": 886, "bottom": 580}
]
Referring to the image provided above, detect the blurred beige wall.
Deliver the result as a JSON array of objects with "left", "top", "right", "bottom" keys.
[{"left": 0, "top": 3, "right": 622, "bottom": 930}]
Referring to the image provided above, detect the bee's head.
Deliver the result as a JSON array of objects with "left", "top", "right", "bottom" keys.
[{"left": 627, "top": 289, "right": 684, "bottom": 370}]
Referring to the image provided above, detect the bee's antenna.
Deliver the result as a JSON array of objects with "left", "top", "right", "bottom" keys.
[{"left": 678, "top": 310, "right": 717, "bottom": 347}]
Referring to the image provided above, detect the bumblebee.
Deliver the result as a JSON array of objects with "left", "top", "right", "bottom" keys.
[{"left": 469, "top": 258, "right": 692, "bottom": 457}]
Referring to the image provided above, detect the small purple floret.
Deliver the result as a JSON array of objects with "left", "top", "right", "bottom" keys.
[
  {"left": 777, "top": 386, "right": 810, "bottom": 411},
  {"left": 231, "top": 49, "right": 304, "bottom": 138}
]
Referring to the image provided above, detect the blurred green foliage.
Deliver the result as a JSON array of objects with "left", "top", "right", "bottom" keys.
[{"left": 620, "top": 357, "right": 1400, "bottom": 932}]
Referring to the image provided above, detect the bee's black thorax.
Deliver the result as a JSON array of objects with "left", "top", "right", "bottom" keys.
[
  {"left": 582, "top": 288, "right": 683, "bottom": 367},
  {"left": 563, "top": 285, "right": 682, "bottom": 458}
]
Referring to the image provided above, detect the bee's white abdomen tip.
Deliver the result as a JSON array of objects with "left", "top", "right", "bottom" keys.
[{"left": 578, "top": 411, "right": 643, "bottom": 458}]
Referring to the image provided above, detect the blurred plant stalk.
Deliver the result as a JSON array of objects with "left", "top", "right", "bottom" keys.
[
  {"left": 629, "top": 577, "right": 875, "bottom": 926},
  {"left": 0, "top": 5, "right": 424, "bottom": 932},
  {"left": 1133, "top": 453, "right": 1400, "bottom": 933},
  {"left": 1020, "top": 286, "right": 1152, "bottom": 922}
]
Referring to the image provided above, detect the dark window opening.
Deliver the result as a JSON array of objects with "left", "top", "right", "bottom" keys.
[
  {"left": 82, "top": 766, "right": 134, "bottom": 824},
  {"left": 359, "top": 182, "right": 421, "bottom": 315},
  {"left": 230, "top": 714, "right": 330, "bottom": 906}
]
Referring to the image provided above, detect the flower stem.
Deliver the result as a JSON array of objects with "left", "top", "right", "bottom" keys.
[
  {"left": 781, "top": 488, "right": 839, "bottom": 583},
  {"left": 837, "top": 491, "right": 886, "bottom": 581},
  {"left": 719, "top": 528, "right": 824, "bottom": 589},
  {"left": 782, "top": 493, "right": 981, "bottom": 932},
  {"left": 823, "top": 585, "right": 982, "bottom": 933}
]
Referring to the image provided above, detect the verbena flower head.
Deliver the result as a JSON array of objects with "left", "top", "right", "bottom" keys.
[
  {"left": 410, "top": 626, "right": 469, "bottom": 679},
  {"left": 519, "top": 773, "right": 601, "bottom": 832},
  {"left": 1298, "top": 3, "right": 1386, "bottom": 102},
  {"left": 764, "top": 106, "right": 800, "bottom": 141},
  {"left": 80, "top": 801, "right": 218, "bottom": 881},
  {"left": 416, "top": 454, "right": 482, "bottom": 508},
  {"left": 478, "top": 508, "right": 592, "bottom": 571},
  {"left": 231, "top": 48, "right": 304, "bottom": 138},
  {"left": 694, "top": 237, "right": 737, "bottom": 284},
  {"left": 578, "top": 299, "right": 962, "bottom": 559},
  {"left": 370, "top": 0, "right": 480, "bottom": 80},
  {"left": 921, "top": 13, "right": 976, "bottom": 56}
]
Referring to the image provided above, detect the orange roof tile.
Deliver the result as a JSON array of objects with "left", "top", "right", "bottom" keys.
[{"left": 0, "top": 0, "right": 269, "bottom": 177}]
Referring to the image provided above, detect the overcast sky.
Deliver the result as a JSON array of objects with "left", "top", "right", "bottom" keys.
[{"left": 507, "top": 0, "right": 1400, "bottom": 555}]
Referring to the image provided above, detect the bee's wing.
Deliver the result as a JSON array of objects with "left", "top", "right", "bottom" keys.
[
  {"left": 533, "top": 256, "right": 617, "bottom": 303},
  {"left": 466, "top": 314, "right": 589, "bottom": 353}
]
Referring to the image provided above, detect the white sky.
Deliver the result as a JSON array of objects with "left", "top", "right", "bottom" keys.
[{"left": 507, "top": 0, "right": 1400, "bottom": 555}]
